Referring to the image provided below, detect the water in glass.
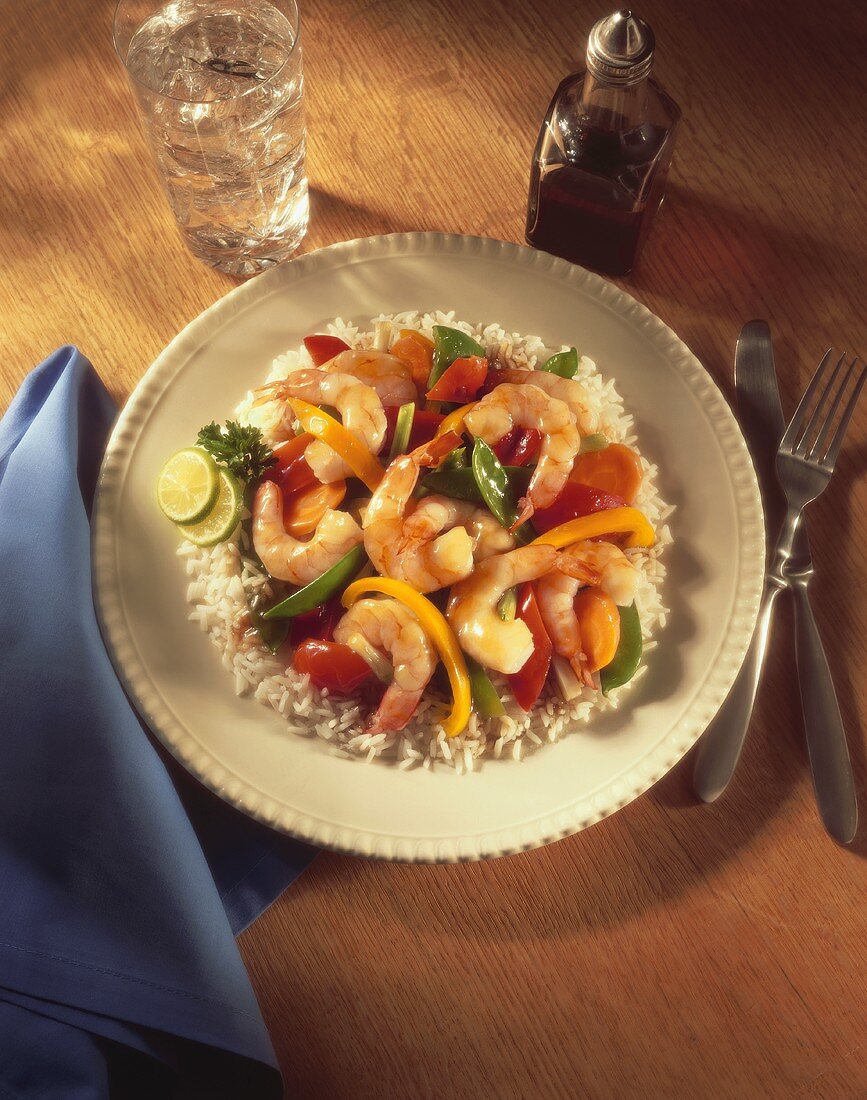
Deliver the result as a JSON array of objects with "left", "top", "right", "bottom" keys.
[{"left": 125, "top": 0, "right": 307, "bottom": 275}]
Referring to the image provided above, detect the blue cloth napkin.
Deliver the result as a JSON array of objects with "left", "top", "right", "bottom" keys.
[{"left": 0, "top": 348, "right": 317, "bottom": 1098}]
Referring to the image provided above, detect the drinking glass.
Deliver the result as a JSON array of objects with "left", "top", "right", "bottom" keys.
[{"left": 113, "top": 0, "right": 308, "bottom": 276}]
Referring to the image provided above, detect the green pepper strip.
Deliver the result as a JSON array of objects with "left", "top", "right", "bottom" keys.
[
  {"left": 263, "top": 544, "right": 367, "bottom": 620},
  {"left": 428, "top": 325, "right": 485, "bottom": 389},
  {"left": 421, "top": 463, "right": 533, "bottom": 504},
  {"left": 541, "top": 347, "right": 580, "bottom": 378},
  {"left": 466, "top": 656, "right": 506, "bottom": 718},
  {"left": 388, "top": 401, "right": 415, "bottom": 459},
  {"left": 600, "top": 603, "right": 643, "bottom": 694},
  {"left": 471, "top": 439, "right": 535, "bottom": 545}
]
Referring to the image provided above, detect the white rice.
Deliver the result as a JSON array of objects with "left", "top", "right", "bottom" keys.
[{"left": 179, "top": 311, "right": 673, "bottom": 771}]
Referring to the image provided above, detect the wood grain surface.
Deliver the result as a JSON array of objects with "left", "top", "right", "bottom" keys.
[{"left": 2, "top": 1, "right": 866, "bottom": 1097}]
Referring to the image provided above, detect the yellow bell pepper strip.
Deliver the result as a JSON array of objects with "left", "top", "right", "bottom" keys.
[
  {"left": 531, "top": 506, "right": 655, "bottom": 549},
  {"left": 287, "top": 397, "right": 385, "bottom": 491},
  {"left": 341, "top": 577, "right": 471, "bottom": 737},
  {"left": 434, "top": 401, "right": 476, "bottom": 440}
]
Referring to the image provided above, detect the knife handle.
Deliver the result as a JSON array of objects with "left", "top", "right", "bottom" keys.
[
  {"left": 693, "top": 581, "right": 783, "bottom": 802},
  {"left": 788, "top": 571, "right": 858, "bottom": 844}
]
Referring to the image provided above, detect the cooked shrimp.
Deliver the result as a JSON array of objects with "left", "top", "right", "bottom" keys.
[
  {"left": 560, "top": 540, "right": 639, "bottom": 606},
  {"left": 535, "top": 567, "right": 601, "bottom": 686},
  {"left": 257, "top": 370, "right": 386, "bottom": 483},
  {"left": 446, "top": 544, "right": 559, "bottom": 674},
  {"left": 363, "top": 434, "right": 476, "bottom": 593},
  {"left": 491, "top": 368, "right": 600, "bottom": 434},
  {"left": 334, "top": 598, "right": 437, "bottom": 734},
  {"left": 323, "top": 349, "right": 418, "bottom": 405},
  {"left": 251, "top": 480, "right": 363, "bottom": 586},
  {"left": 401, "top": 496, "right": 515, "bottom": 561},
  {"left": 464, "top": 383, "right": 581, "bottom": 522}
]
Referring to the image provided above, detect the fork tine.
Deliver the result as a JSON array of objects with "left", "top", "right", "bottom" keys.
[
  {"left": 822, "top": 358, "right": 867, "bottom": 469},
  {"left": 780, "top": 348, "right": 834, "bottom": 452},
  {"left": 807, "top": 354, "right": 859, "bottom": 460},
  {"left": 793, "top": 350, "right": 847, "bottom": 455}
]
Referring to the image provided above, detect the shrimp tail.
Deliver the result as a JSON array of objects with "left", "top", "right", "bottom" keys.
[
  {"left": 557, "top": 551, "right": 602, "bottom": 587},
  {"left": 415, "top": 430, "right": 462, "bottom": 468},
  {"left": 252, "top": 380, "right": 288, "bottom": 407},
  {"left": 367, "top": 686, "right": 424, "bottom": 735},
  {"left": 511, "top": 495, "right": 535, "bottom": 530}
]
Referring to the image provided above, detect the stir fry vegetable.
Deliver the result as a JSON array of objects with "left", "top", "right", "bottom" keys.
[
  {"left": 303, "top": 334, "right": 351, "bottom": 366},
  {"left": 574, "top": 589, "right": 621, "bottom": 672},
  {"left": 571, "top": 443, "right": 644, "bottom": 503},
  {"left": 531, "top": 482, "right": 626, "bottom": 533},
  {"left": 391, "top": 329, "right": 434, "bottom": 391},
  {"left": 471, "top": 439, "right": 535, "bottom": 544},
  {"left": 382, "top": 406, "right": 443, "bottom": 454},
  {"left": 429, "top": 325, "right": 485, "bottom": 388},
  {"left": 600, "top": 603, "right": 643, "bottom": 693},
  {"left": 466, "top": 657, "right": 506, "bottom": 719},
  {"left": 532, "top": 507, "right": 655, "bottom": 549},
  {"left": 293, "top": 639, "right": 374, "bottom": 694},
  {"left": 264, "top": 545, "right": 367, "bottom": 620},
  {"left": 434, "top": 401, "right": 477, "bottom": 439},
  {"left": 287, "top": 397, "right": 385, "bottom": 490},
  {"left": 426, "top": 355, "right": 488, "bottom": 403},
  {"left": 342, "top": 576, "right": 471, "bottom": 737},
  {"left": 421, "top": 463, "right": 532, "bottom": 504},
  {"left": 506, "top": 584, "right": 553, "bottom": 711},
  {"left": 492, "top": 428, "right": 542, "bottom": 467},
  {"left": 388, "top": 402, "right": 416, "bottom": 458},
  {"left": 540, "top": 347, "right": 580, "bottom": 378}
]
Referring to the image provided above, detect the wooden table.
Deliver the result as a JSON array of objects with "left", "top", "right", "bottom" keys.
[{"left": 3, "top": 1, "right": 866, "bottom": 1096}]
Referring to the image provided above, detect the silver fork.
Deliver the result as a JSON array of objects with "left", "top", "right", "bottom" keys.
[{"left": 695, "top": 349, "right": 864, "bottom": 840}]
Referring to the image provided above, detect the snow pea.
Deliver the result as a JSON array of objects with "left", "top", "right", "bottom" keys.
[
  {"left": 263, "top": 544, "right": 367, "bottom": 620},
  {"left": 466, "top": 656, "right": 505, "bottom": 718},
  {"left": 600, "top": 602, "right": 643, "bottom": 693},
  {"left": 471, "top": 439, "right": 535, "bottom": 544},
  {"left": 541, "top": 347, "right": 580, "bottom": 378},
  {"left": 429, "top": 325, "right": 485, "bottom": 388},
  {"left": 421, "top": 463, "right": 532, "bottom": 504}
]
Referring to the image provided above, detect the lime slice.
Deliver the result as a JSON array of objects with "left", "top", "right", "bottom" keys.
[
  {"left": 157, "top": 448, "right": 219, "bottom": 523},
  {"left": 178, "top": 469, "right": 243, "bottom": 546}
]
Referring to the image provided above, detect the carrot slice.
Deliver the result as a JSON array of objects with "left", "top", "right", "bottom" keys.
[
  {"left": 570, "top": 443, "right": 644, "bottom": 504},
  {"left": 574, "top": 588, "right": 621, "bottom": 672},
  {"left": 391, "top": 330, "right": 434, "bottom": 392}
]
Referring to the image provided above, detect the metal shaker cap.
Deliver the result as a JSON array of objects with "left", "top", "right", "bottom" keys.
[{"left": 586, "top": 9, "right": 655, "bottom": 86}]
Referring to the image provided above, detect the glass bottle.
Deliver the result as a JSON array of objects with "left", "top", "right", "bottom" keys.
[{"left": 526, "top": 9, "right": 681, "bottom": 277}]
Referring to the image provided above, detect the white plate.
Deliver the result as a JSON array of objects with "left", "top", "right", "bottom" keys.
[{"left": 93, "top": 233, "right": 764, "bottom": 862}]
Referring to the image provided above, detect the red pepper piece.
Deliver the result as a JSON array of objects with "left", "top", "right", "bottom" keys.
[
  {"left": 532, "top": 482, "right": 627, "bottom": 533},
  {"left": 303, "top": 334, "right": 351, "bottom": 366},
  {"left": 506, "top": 584, "right": 553, "bottom": 711},
  {"left": 426, "top": 355, "right": 488, "bottom": 403},
  {"left": 293, "top": 639, "right": 374, "bottom": 694}
]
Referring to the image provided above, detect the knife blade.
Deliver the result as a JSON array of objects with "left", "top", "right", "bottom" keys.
[
  {"left": 734, "top": 320, "right": 811, "bottom": 566},
  {"left": 692, "top": 321, "right": 798, "bottom": 802}
]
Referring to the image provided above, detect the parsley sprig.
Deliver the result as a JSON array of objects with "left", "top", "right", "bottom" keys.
[{"left": 196, "top": 421, "right": 275, "bottom": 483}]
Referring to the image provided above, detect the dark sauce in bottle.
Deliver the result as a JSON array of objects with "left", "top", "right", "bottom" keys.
[{"left": 526, "top": 12, "right": 680, "bottom": 277}]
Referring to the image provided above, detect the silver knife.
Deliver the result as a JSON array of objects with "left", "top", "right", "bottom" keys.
[{"left": 693, "top": 322, "right": 857, "bottom": 843}]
